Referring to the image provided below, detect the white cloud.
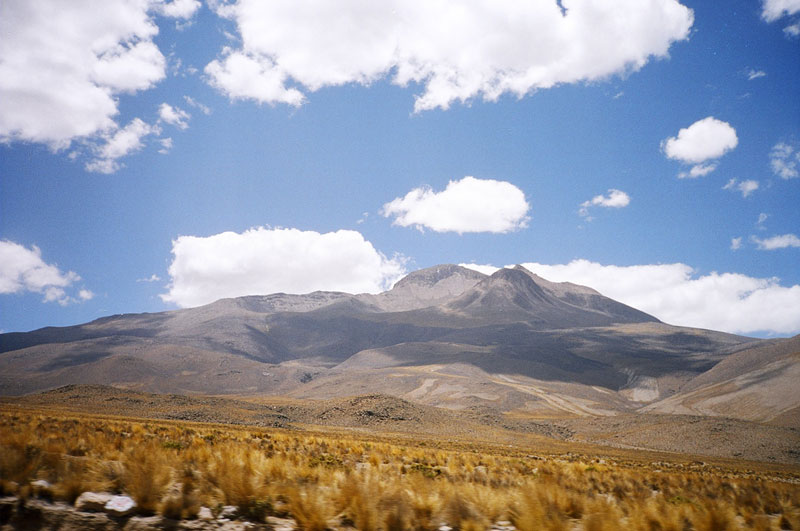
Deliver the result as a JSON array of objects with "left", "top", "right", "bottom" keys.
[
  {"left": 156, "top": 0, "right": 201, "bottom": 19},
  {"left": 158, "top": 103, "right": 190, "bottom": 129},
  {"left": 0, "top": 1, "right": 193, "bottom": 149},
  {"left": 184, "top": 95, "right": 211, "bottom": 115},
  {"left": 137, "top": 274, "right": 162, "bottom": 283},
  {"left": 381, "top": 176, "right": 530, "bottom": 234},
  {"left": 161, "top": 227, "right": 406, "bottom": 308},
  {"left": 752, "top": 233, "right": 800, "bottom": 250},
  {"left": 579, "top": 189, "right": 630, "bottom": 218},
  {"left": 86, "top": 118, "right": 159, "bottom": 174},
  {"left": 785, "top": 22, "right": 800, "bottom": 36},
  {"left": 662, "top": 117, "right": 738, "bottom": 177},
  {"left": 678, "top": 162, "right": 717, "bottom": 179},
  {"left": 769, "top": 141, "right": 800, "bottom": 179},
  {"left": 463, "top": 259, "right": 800, "bottom": 335},
  {"left": 205, "top": 0, "right": 693, "bottom": 112},
  {"left": 757, "top": 212, "right": 769, "bottom": 229},
  {"left": 205, "top": 49, "right": 305, "bottom": 106},
  {"left": 762, "top": 0, "right": 800, "bottom": 21},
  {"left": 747, "top": 69, "right": 767, "bottom": 80},
  {"left": 78, "top": 289, "right": 95, "bottom": 301},
  {"left": 722, "top": 178, "right": 759, "bottom": 198},
  {"left": 730, "top": 237, "right": 742, "bottom": 251},
  {"left": 158, "top": 137, "right": 173, "bottom": 154},
  {"left": 0, "top": 240, "right": 90, "bottom": 306}
]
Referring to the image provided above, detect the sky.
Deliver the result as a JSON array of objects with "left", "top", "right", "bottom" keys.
[{"left": 1, "top": 0, "right": 799, "bottom": 337}]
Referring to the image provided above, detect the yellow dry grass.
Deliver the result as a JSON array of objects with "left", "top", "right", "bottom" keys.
[{"left": 0, "top": 409, "right": 798, "bottom": 529}]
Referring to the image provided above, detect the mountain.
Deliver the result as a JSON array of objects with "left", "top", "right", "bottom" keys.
[
  {"left": 2, "top": 264, "right": 790, "bottom": 425},
  {"left": 642, "top": 335, "right": 800, "bottom": 425}
]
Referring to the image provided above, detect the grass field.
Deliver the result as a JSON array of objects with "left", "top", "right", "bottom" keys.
[{"left": 1, "top": 407, "right": 799, "bottom": 530}]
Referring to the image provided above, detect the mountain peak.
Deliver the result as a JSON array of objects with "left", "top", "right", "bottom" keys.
[
  {"left": 359, "top": 264, "right": 486, "bottom": 312},
  {"left": 392, "top": 264, "right": 486, "bottom": 289}
]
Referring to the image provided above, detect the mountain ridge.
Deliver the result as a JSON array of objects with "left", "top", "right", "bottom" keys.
[{"left": 1, "top": 264, "right": 795, "bottom": 429}]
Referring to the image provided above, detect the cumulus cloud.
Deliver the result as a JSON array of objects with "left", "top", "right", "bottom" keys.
[
  {"left": 381, "top": 176, "right": 530, "bottom": 234},
  {"left": 86, "top": 118, "right": 159, "bottom": 174},
  {"left": 761, "top": 0, "right": 800, "bottom": 21},
  {"left": 205, "top": 0, "right": 693, "bottom": 112},
  {"left": 0, "top": 0, "right": 200, "bottom": 153},
  {"left": 752, "top": 233, "right": 800, "bottom": 250},
  {"left": 757, "top": 213, "right": 769, "bottom": 229},
  {"left": 156, "top": 0, "right": 201, "bottom": 19},
  {"left": 158, "top": 103, "right": 190, "bottom": 129},
  {"left": 785, "top": 22, "right": 800, "bottom": 36},
  {"left": 0, "top": 240, "right": 89, "bottom": 306},
  {"left": 663, "top": 117, "right": 738, "bottom": 177},
  {"left": 579, "top": 189, "right": 630, "bottom": 219},
  {"left": 723, "top": 178, "right": 759, "bottom": 198},
  {"left": 770, "top": 141, "right": 800, "bottom": 179},
  {"left": 161, "top": 227, "right": 406, "bottom": 308},
  {"left": 137, "top": 274, "right": 162, "bottom": 283},
  {"left": 462, "top": 259, "right": 800, "bottom": 335},
  {"left": 730, "top": 237, "right": 742, "bottom": 251}
]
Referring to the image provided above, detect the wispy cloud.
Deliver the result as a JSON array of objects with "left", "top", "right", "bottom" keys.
[
  {"left": 579, "top": 189, "right": 630, "bottom": 219},
  {"left": 752, "top": 233, "right": 800, "bottom": 250},
  {"left": 723, "top": 178, "right": 759, "bottom": 197},
  {"left": 85, "top": 118, "right": 160, "bottom": 174},
  {"left": 158, "top": 103, "right": 191, "bottom": 130},
  {"left": 769, "top": 141, "right": 800, "bottom": 179}
]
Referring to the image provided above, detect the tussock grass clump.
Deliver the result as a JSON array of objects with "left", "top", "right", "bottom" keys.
[{"left": 0, "top": 409, "right": 798, "bottom": 529}]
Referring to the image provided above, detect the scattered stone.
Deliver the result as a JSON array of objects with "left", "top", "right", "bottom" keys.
[
  {"left": 197, "top": 506, "right": 214, "bottom": 521},
  {"left": 104, "top": 494, "right": 137, "bottom": 517},
  {"left": 218, "top": 504, "right": 238, "bottom": 520},
  {"left": 75, "top": 491, "right": 113, "bottom": 512},
  {"left": 30, "top": 479, "right": 52, "bottom": 489},
  {"left": 266, "top": 515, "right": 297, "bottom": 530},
  {"left": 439, "top": 525, "right": 453, "bottom": 531}
]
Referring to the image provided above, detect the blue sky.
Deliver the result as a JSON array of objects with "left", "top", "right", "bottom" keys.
[{"left": 1, "top": 0, "right": 799, "bottom": 336}]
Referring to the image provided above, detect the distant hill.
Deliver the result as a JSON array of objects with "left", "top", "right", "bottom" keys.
[
  {"left": 642, "top": 335, "right": 800, "bottom": 425},
  {"left": 4, "top": 264, "right": 794, "bottom": 427}
]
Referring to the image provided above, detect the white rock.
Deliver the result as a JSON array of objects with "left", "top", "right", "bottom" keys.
[
  {"left": 218, "top": 505, "right": 238, "bottom": 519},
  {"left": 105, "top": 495, "right": 137, "bottom": 516},
  {"left": 197, "top": 506, "right": 214, "bottom": 521},
  {"left": 75, "top": 491, "right": 113, "bottom": 512},
  {"left": 30, "top": 480, "right": 52, "bottom": 489}
]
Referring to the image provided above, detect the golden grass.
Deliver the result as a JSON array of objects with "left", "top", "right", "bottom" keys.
[{"left": 0, "top": 409, "right": 798, "bottom": 530}]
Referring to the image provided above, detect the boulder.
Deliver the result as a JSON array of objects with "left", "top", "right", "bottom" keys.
[
  {"left": 104, "top": 495, "right": 136, "bottom": 517},
  {"left": 197, "top": 506, "right": 214, "bottom": 521},
  {"left": 218, "top": 505, "right": 238, "bottom": 520},
  {"left": 75, "top": 492, "right": 113, "bottom": 512}
]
